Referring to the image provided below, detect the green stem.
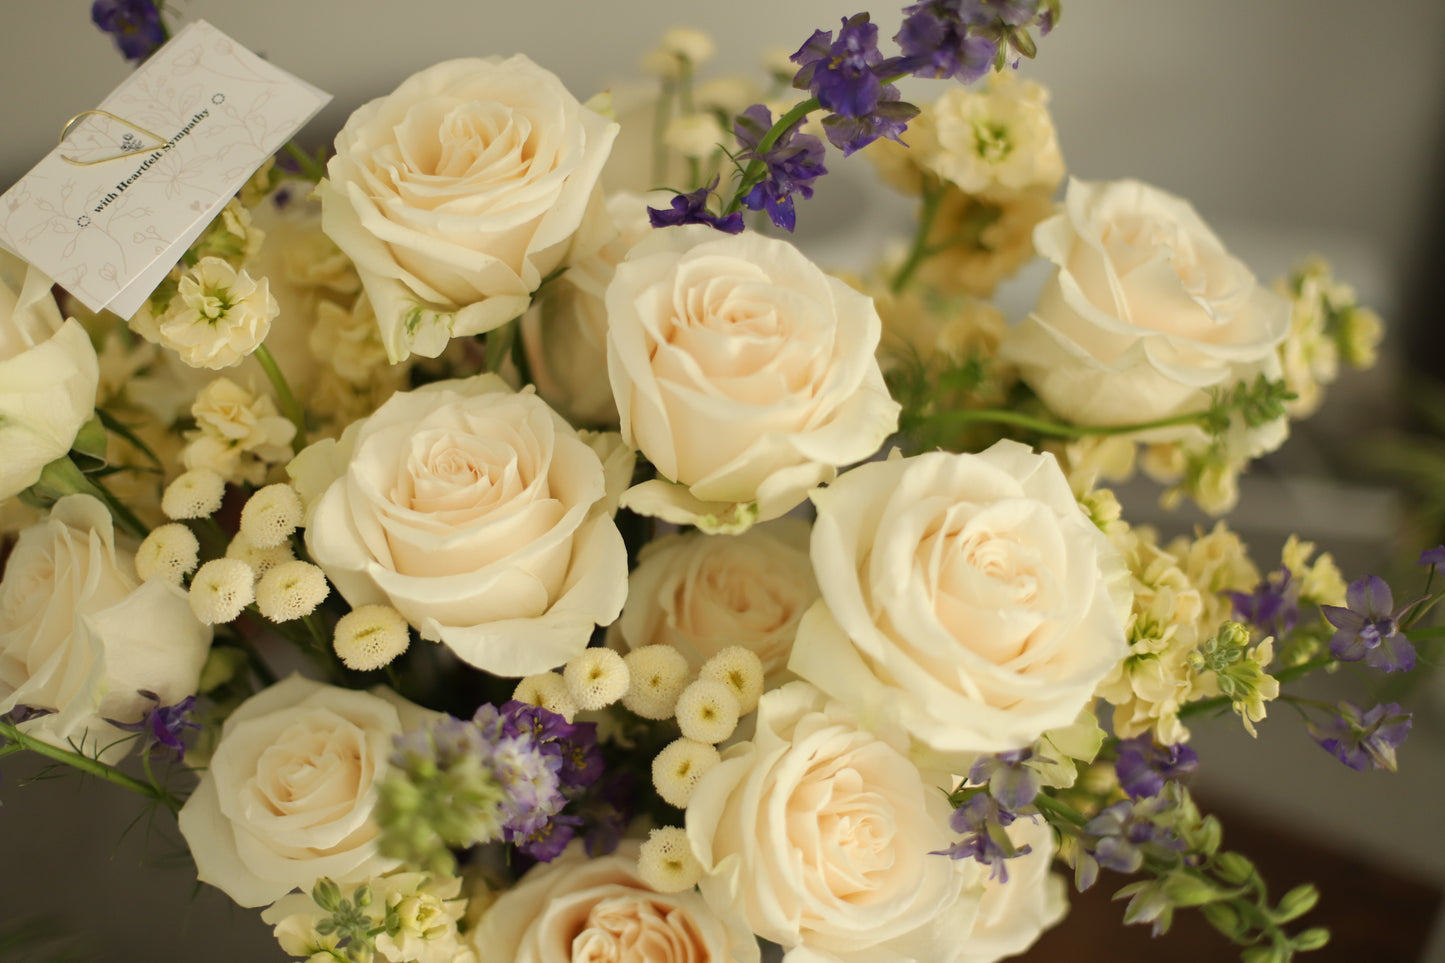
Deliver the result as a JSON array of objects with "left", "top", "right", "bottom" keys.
[
  {"left": 0, "top": 721, "right": 181, "bottom": 813},
  {"left": 253, "top": 343, "right": 307, "bottom": 453},
  {"left": 283, "top": 141, "right": 328, "bottom": 182},
  {"left": 906, "top": 406, "right": 1211, "bottom": 441},
  {"left": 890, "top": 179, "right": 946, "bottom": 294},
  {"left": 1032, "top": 792, "right": 1090, "bottom": 831},
  {"left": 723, "top": 96, "right": 820, "bottom": 214}
]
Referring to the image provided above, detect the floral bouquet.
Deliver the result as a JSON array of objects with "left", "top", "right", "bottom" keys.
[{"left": 0, "top": 1, "right": 1432, "bottom": 961}]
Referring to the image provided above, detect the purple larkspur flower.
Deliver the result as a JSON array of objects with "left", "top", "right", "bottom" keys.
[
  {"left": 1307, "top": 701, "right": 1412, "bottom": 772},
  {"left": 734, "top": 105, "right": 828, "bottom": 230},
  {"left": 932, "top": 794, "right": 1031, "bottom": 882},
  {"left": 494, "top": 700, "right": 603, "bottom": 794},
  {"left": 968, "top": 748, "right": 1041, "bottom": 810},
  {"left": 1073, "top": 794, "right": 1186, "bottom": 892},
  {"left": 1226, "top": 567, "right": 1299, "bottom": 637},
  {"left": 1322, "top": 576, "right": 1422, "bottom": 672},
  {"left": 1418, "top": 545, "right": 1445, "bottom": 568},
  {"left": 792, "top": 14, "right": 887, "bottom": 119},
  {"left": 896, "top": 1, "right": 998, "bottom": 83},
  {"left": 106, "top": 691, "right": 200, "bottom": 762},
  {"left": 91, "top": 0, "right": 166, "bottom": 62},
  {"left": 821, "top": 90, "right": 918, "bottom": 156},
  {"left": 647, "top": 182, "right": 745, "bottom": 234},
  {"left": 1114, "top": 737, "right": 1199, "bottom": 800}
]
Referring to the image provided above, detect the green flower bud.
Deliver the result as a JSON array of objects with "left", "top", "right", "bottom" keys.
[
  {"left": 1163, "top": 871, "right": 1227, "bottom": 908},
  {"left": 1274, "top": 883, "right": 1319, "bottom": 923},
  {"left": 311, "top": 877, "right": 342, "bottom": 912},
  {"left": 1214, "top": 852, "right": 1256, "bottom": 886},
  {"left": 1202, "top": 902, "right": 1244, "bottom": 939},
  {"left": 1293, "top": 927, "right": 1331, "bottom": 952}
]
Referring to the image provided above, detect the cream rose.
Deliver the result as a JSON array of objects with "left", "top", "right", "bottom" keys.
[
  {"left": 958, "top": 817, "right": 1068, "bottom": 963},
  {"left": 0, "top": 252, "right": 99, "bottom": 501},
  {"left": 686, "top": 681, "right": 984, "bottom": 963},
  {"left": 607, "top": 226, "right": 899, "bottom": 532},
  {"left": 0, "top": 495, "right": 211, "bottom": 758},
  {"left": 289, "top": 375, "right": 630, "bottom": 677},
  {"left": 789, "top": 441, "right": 1130, "bottom": 763},
  {"left": 319, "top": 56, "right": 619, "bottom": 362},
  {"left": 178, "top": 675, "right": 429, "bottom": 907},
  {"left": 470, "top": 840, "right": 759, "bottom": 963},
  {"left": 614, "top": 518, "right": 817, "bottom": 682},
  {"left": 998, "top": 178, "right": 1290, "bottom": 447}
]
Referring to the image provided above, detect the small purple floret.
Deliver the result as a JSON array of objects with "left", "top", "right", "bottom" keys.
[
  {"left": 1322, "top": 576, "right": 1422, "bottom": 673},
  {"left": 91, "top": 0, "right": 166, "bottom": 62},
  {"left": 647, "top": 182, "right": 745, "bottom": 235},
  {"left": 1114, "top": 737, "right": 1199, "bottom": 799},
  {"left": 734, "top": 105, "right": 828, "bottom": 230},
  {"left": 1308, "top": 701, "right": 1412, "bottom": 772},
  {"left": 1226, "top": 567, "right": 1299, "bottom": 637},
  {"left": 968, "top": 748, "right": 1041, "bottom": 810},
  {"left": 107, "top": 691, "right": 200, "bottom": 762},
  {"left": 1418, "top": 545, "right": 1445, "bottom": 568}
]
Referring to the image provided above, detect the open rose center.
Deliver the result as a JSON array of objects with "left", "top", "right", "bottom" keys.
[
  {"left": 572, "top": 896, "right": 709, "bottom": 963},
  {"left": 253, "top": 720, "right": 364, "bottom": 821}
]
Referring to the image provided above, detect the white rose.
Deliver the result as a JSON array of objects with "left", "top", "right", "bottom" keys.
[
  {"left": 0, "top": 253, "right": 99, "bottom": 501},
  {"left": 0, "top": 495, "right": 211, "bottom": 758},
  {"left": 686, "top": 681, "right": 984, "bottom": 963},
  {"left": 289, "top": 375, "right": 630, "bottom": 677},
  {"left": 998, "top": 178, "right": 1290, "bottom": 449},
  {"left": 319, "top": 56, "right": 619, "bottom": 362},
  {"left": 789, "top": 441, "right": 1130, "bottom": 763},
  {"left": 177, "top": 674, "right": 428, "bottom": 907},
  {"left": 958, "top": 817, "right": 1068, "bottom": 963},
  {"left": 607, "top": 226, "right": 899, "bottom": 531},
  {"left": 614, "top": 518, "right": 818, "bottom": 682},
  {"left": 470, "top": 840, "right": 759, "bottom": 963}
]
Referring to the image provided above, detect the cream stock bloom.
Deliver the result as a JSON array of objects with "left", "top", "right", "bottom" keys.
[
  {"left": 999, "top": 178, "right": 1291, "bottom": 448},
  {"left": 178, "top": 675, "right": 430, "bottom": 908},
  {"left": 290, "top": 375, "right": 630, "bottom": 677},
  {"left": 0, "top": 253, "right": 99, "bottom": 501},
  {"left": 923, "top": 72, "right": 1065, "bottom": 198},
  {"left": 607, "top": 226, "right": 899, "bottom": 531},
  {"left": 790, "top": 441, "right": 1131, "bottom": 763},
  {"left": 470, "top": 840, "right": 759, "bottom": 963},
  {"left": 686, "top": 681, "right": 986, "bottom": 963},
  {"left": 613, "top": 518, "right": 818, "bottom": 682},
  {"left": 0, "top": 495, "right": 211, "bottom": 759},
  {"left": 130, "top": 257, "right": 279, "bottom": 369},
  {"left": 319, "top": 56, "right": 619, "bottom": 362}
]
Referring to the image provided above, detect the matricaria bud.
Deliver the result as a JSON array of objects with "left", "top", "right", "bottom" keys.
[
  {"left": 699, "top": 645, "right": 764, "bottom": 716},
  {"left": 651, "top": 737, "right": 721, "bottom": 808},
  {"left": 256, "top": 560, "right": 329, "bottom": 622},
  {"left": 188, "top": 558, "right": 255, "bottom": 624},
  {"left": 621, "top": 645, "right": 690, "bottom": 720},
  {"left": 563, "top": 648, "right": 630, "bottom": 711},
  {"left": 637, "top": 826, "right": 704, "bottom": 893},
  {"left": 674, "top": 678, "right": 740, "bottom": 744},
  {"left": 332, "top": 604, "right": 410, "bottom": 671},
  {"left": 239, "top": 483, "right": 303, "bottom": 549},
  {"left": 134, "top": 523, "right": 200, "bottom": 584},
  {"left": 162, "top": 468, "right": 225, "bottom": 520},
  {"left": 512, "top": 672, "right": 578, "bottom": 722}
]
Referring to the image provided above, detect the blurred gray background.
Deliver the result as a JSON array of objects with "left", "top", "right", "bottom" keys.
[{"left": 3, "top": 1, "right": 1444, "bottom": 960}]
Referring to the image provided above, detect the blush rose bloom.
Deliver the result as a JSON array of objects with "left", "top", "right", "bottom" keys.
[
  {"left": 998, "top": 178, "right": 1290, "bottom": 450},
  {"left": 789, "top": 441, "right": 1130, "bottom": 763},
  {"left": 178, "top": 675, "right": 429, "bottom": 907},
  {"left": 470, "top": 840, "right": 760, "bottom": 963},
  {"left": 0, "top": 252, "right": 99, "bottom": 501},
  {"left": 686, "top": 681, "right": 987, "bottom": 963},
  {"left": 614, "top": 518, "right": 818, "bottom": 682},
  {"left": 607, "top": 226, "right": 899, "bottom": 532},
  {"left": 289, "top": 375, "right": 630, "bottom": 677},
  {"left": 319, "top": 56, "right": 618, "bottom": 362},
  {"left": 0, "top": 495, "right": 211, "bottom": 759}
]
